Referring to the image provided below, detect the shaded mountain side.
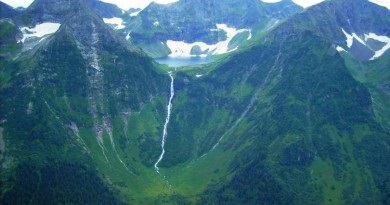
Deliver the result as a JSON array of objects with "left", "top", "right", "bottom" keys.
[
  {"left": 0, "top": 31, "right": 126, "bottom": 204},
  {"left": 342, "top": 47, "right": 390, "bottom": 134},
  {"left": 20, "top": 0, "right": 89, "bottom": 24},
  {"left": 0, "top": 19, "right": 22, "bottom": 60},
  {"left": 1, "top": 160, "right": 126, "bottom": 205},
  {"left": 0, "top": 2, "right": 19, "bottom": 19}
]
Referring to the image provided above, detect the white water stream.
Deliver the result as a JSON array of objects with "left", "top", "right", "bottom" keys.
[{"left": 154, "top": 72, "right": 175, "bottom": 174}]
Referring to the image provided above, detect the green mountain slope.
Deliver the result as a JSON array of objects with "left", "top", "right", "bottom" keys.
[
  {"left": 160, "top": 29, "right": 389, "bottom": 204},
  {"left": 0, "top": 0, "right": 169, "bottom": 203}
]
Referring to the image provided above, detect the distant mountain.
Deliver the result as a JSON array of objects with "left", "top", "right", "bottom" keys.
[
  {"left": 0, "top": 0, "right": 389, "bottom": 204},
  {"left": 117, "top": 0, "right": 303, "bottom": 57},
  {"left": 21, "top": 0, "right": 123, "bottom": 24},
  {"left": 274, "top": 0, "right": 390, "bottom": 61},
  {"left": 0, "top": 2, "right": 19, "bottom": 19}
]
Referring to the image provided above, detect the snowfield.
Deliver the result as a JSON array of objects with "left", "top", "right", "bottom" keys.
[
  {"left": 340, "top": 29, "right": 390, "bottom": 60},
  {"left": 130, "top": 11, "right": 141, "bottom": 17},
  {"left": 167, "top": 24, "right": 250, "bottom": 57},
  {"left": 19, "top": 22, "right": 61, "bottom": 43},
  {"left": 365, "top": 33, "right": 390, "bottom": 60},
  {"left": 103, "top": 17, "right": 125, "bottom": 29},
  {"left": 336, "top": 46, "right": 347, "bottom": 52},
  {"left": 342, "top": 28, "right": 354, "bottom": 48}
]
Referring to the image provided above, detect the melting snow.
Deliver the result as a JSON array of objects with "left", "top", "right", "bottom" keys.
[
  {"left": 247, "top": 29, "right": 252, "bottom": 40},
  {"left": 371, "top": 43, "right": 390, "bottom": 60},
  {"left": 352, "top": 33, "right": 366, "bottom": 46},
  {"left": 167, "top": 24, "right": 250, "bottom": 57},
  {"left": 365, "top": 33, "right": 390, "bottom": 42},
  {"left": 342, "top": 28, "right": 353, "bottom": 48},
  {"left": 336, "top": 46, "right": 347, "bottom": 52},
  {"left": 19, "top": 22, "right": 61, "bottom": 43},
  {"left": 365, "top": 33, "right": 390, "bottom": 60},
  {"left": 103, "top": 17, "right": 125, "bottom": 29},
  {"left": 167, "top": 41, "right": 209, "bottom": 57},
  {"left": 341, "top": 29, "right": 390, "bottom": 60},
  {"left": 130, "top": 11, "right": 141, "bottom": 17}
]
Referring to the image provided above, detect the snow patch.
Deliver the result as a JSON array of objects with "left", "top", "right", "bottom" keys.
[
  {"left": 341, "top": 29, "right": 390, "bottom": 60},
  {"left": 103, "top": 17, "right": 125, "bottom": 29},
  {"left": 153, "top": 21, "right": 160, "bottom": 26},
  {"left": 352, "top": 33, "right": 366, "bottom": 46},
  {"left": 342, "top": 28, "right": 369, "bottom": 47},
  {"left": 167, "top": 41, "right": 209, "bottom": 57},
  {"left": 195, "top": 74, "right": 203, "bottom": 78},
  {"left": 167, "top": 24, "right": 250, "bottom": 57},
  {"left": 126, "top": 32, "right": 131, "bottom": 40},
  {"left": 19, "top": 22, "right": 61, "bottom": 43},
  {"left": 371, "top": 48, "right": 390, "bottom": 60},
  {"left": 365, "top": 33, "right": 390, "bottom": 43},
  {"left": 266, "top": 19, "right": 280, "bottom": 31},
  {"left": 130, "top": 11, "right": 141, "bottom": 17},
  {"left": 342, "top": 28, "right": 353, "bottom": 48},
  {"left": 247, "top": 29, "right": 252, "bottom": 40},
  {"left": 365, "top": 33, "right": 390, "bottom": 60},
  {"left": 368, "top": 0, "right": 390, "bottom": 10},
  {"left": 27, "top": 102, "right": 33, "bottom": 115},
  {"left": 336, "top": 46, "right": 347, "bottom": 52}
]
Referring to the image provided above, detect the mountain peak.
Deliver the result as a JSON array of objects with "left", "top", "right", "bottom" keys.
[
  {"left": 23, "top": 0, "right": 123, "bottom": 25},
  {"left": 0, "top": 1, "right": 19, "bottom": 18}
]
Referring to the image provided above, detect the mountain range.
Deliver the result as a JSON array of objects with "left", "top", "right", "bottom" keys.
[{"left": 0, "top": 0, "right": 389, "bottom": 204}]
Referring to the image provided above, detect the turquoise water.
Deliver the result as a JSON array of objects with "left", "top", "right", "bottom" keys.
[{"left": 155, "top": 56, "right": 213, "bottom": 67}]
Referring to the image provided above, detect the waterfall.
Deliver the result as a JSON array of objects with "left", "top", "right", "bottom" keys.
[{"left": 154, "top": 72, "right": 175, "bottom": 174}]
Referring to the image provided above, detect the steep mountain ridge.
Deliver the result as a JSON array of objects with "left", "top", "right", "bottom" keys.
[
  {"left": 22, "top": 0, "right": 123, "bottom": 24},
  {"left": 274, "top": 0, "right": 390, "bottom": 60},
  {"left": 1, "top": 0, "right": 169, "bottom": 203},
  {"left": 0, "top": 2, "right": 19, "bottom": 19}
]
